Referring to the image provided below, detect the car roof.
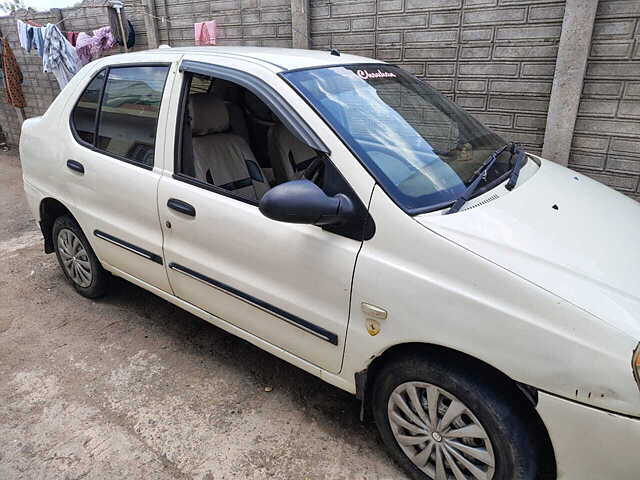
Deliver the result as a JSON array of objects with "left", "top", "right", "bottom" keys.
[{"left": 133, "top": 46, "right": 384, "bottom": 72}]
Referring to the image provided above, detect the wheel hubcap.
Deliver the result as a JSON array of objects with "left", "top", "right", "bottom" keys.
[
  {"left": 387, "top": 381, "right": 495, "bottom": 480},
  {"left": 57, "top": 229, "right": 92, "bottom": 288}
]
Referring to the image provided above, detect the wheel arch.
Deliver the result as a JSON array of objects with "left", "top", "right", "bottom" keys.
[
  {"left": 39, "top": 197, "right": 75, "bottom": 254},
  {"left": 358, "top": 341, "right": 557, "bottom": 479}
]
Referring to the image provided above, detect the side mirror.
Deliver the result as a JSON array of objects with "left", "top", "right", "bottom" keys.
[{"left": 259, "top": 179, "right": 354, "bottom": 226}]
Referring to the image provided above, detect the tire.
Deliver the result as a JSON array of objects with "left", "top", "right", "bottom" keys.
[
  {"left": 52, "top": 215, "right": 108, "bottom": 298},
  {"left": 372, "top": 353, "right": 543, "bottom": 480}
]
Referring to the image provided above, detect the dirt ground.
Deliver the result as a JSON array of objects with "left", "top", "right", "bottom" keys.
[{"left": 0, "top": 153, "right": 406, "bottom": 480}]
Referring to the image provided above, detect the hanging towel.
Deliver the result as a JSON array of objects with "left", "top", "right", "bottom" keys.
[
  {"left": 2, "top": 38, "right": 26, "bottom": 108},
  {"left": 194, "top": 20, "right": 216, "bottom": 46},
  {"left": 42, "top": 23, "right": 80, "bottom": 88},
  {"left": 75, "top": 32, "right": 93, "bottom": 66},
  {"left": 16, "top": 19, "right": 29, "bottom": 50}
]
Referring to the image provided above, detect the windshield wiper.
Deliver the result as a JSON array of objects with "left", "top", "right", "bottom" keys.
[
  {"left": 446, "top": 143, "right": 514, "bottom": 214},
  {"left": 505, "top": 144, "right": 525, "bottom": 191}
]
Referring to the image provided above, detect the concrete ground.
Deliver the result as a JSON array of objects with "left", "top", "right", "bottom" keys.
[{"left": 0, "top": 153, "right": 406, "bottom": 480}]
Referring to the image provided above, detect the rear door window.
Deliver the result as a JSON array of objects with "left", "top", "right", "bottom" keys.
[
  {"left": 70, "top": 64, "right": 170, "bottom": 168},
  {"left": 96, "top": 66, "right": 170, "bottom": 167}
]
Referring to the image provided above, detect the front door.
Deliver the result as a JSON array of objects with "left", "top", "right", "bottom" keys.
[
  {"left": 158, "top": 178, "right": 361, "bottom": 373},
  {"left": 156, "top": 63, "right": 372, "bottom": 373}
]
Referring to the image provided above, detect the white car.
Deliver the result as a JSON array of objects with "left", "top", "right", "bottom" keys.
[{"left": 19, "top": 47, "right": 640, "bottom": 480}]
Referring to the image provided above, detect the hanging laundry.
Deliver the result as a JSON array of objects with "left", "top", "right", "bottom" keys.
[
  {"left": 42, "top": 24, "right": 79, "bottom": 89},
  {"left": 90, "top": 26, "right": 116, "bottom": 58},
  {"left": 126, "top": 20, "right": 135, "bottom": 49},
  {"left": 32, "top": 27, "right": 45, "bottom": 57},
  {"left": 75, "top": 32, "right": 93, "bottom": 66},
  {"left": 2, "top": 38, "right": 26, "bottom": 108},
  {"left": 194, "top": 20, "right": 216, "bottom": 46},
  {"left": 26, "top": 25, "right": 35, "bottom": 52},
  {"left": 65, "top": 31, "right": 79, "bottom": 47},
  {"left": 16, "top": 19, "right": 29, "bottom": 50},
  {"left": 108, "top": 6, "right": 130, "bottom": 46},
  {"left": 76, "top": 26, "right": 117, "bottom": 66}
]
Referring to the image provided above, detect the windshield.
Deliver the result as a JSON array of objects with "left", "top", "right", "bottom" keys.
[{"left": 283, "top": 64, "right": 513, "bottom": 213}]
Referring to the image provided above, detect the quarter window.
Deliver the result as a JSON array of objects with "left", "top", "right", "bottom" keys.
[
  {"left": 71, "top": 70, "right": 105, "bottom": 145},
  {"left": 71, "top": 65, "right": 170, "bottom": 168}
]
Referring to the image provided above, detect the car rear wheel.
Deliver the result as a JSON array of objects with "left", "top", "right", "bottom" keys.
[
  {"left": 372, "top": 353, "right": 543, "bottom": 480},
  {"left": 53, "top": 215, "right": 108, "bottom": 298}
]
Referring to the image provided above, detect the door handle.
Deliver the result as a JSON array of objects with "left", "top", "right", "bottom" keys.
[
  {"left": 66, "top": 159, "right": 84, "bottom": 174},
  {"left": 167, "top": 198, "right": 196, "bottom": 217}
]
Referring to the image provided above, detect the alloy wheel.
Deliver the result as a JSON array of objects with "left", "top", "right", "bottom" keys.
[
  {"left": 57, "top": 228, "right": 92, "bottom": 288},
  {"left": 388, "top": 381, "right": 495, "bottom": 480}
]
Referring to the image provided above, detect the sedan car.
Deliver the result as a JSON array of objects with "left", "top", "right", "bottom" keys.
[{"left": 19, "top": 46, "right": 640, "bottom": 480}]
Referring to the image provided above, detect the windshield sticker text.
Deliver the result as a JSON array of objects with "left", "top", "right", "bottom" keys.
[{"left": 356, "top": 69, "right": 397, "bottom": 80}]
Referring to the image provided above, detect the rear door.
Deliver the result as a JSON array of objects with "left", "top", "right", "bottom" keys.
[{"left": 65, "top": 57, "right": 178, "bottom": 292}]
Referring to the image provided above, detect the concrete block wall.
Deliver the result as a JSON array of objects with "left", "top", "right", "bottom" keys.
[
  {"left": 127, "top": 0, "right": 293, "bottom": 48},
  {"left": 569, "top": 0, "right": 640, "bottom": 200},
  {"left": 310, "top": 0, "right": 566, "bottom": 156}
]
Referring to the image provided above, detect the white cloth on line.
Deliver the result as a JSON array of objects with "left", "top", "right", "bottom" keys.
[
  {"left": 16, "top": 19, "right": 29, "bottom": 50},
  {"left": 42, "top": 23, "right": 80, "bottom": 89}
]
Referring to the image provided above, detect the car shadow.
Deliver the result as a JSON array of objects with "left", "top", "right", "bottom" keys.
[{"left": 102, "top": 274, "right": 390, "bottom": 457}]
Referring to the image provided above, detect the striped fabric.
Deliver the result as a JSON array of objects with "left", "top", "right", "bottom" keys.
[{"left": 42, "top": 24, "right": 79, "bottom": 88}]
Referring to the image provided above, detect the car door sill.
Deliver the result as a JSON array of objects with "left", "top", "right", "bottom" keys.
[
  {"left": 168, "top": 262, "right": 339, "bottom": 345},
  {"left": 94, "top": 230, "right": 163, "bottom": 265}
]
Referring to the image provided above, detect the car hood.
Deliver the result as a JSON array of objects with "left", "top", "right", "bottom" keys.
[{"left": 417, "top": 157, "right": 640, "bottom": 339}]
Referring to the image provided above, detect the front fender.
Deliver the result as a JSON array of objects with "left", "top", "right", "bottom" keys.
[{"left": 342, "top": 186, "right": 640, "bottom": 416}]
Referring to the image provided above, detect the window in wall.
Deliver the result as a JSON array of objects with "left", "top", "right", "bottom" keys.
[
  {"left": 96, "top": 65, "right": 169, "bottom": 167},
  {"left": 71, "top": 70, "right": 106, "bottom": 145}
]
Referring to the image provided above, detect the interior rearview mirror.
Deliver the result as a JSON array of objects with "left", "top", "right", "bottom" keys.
[{"left": 259, "top": 179, "right": 354, "bottom": 226}]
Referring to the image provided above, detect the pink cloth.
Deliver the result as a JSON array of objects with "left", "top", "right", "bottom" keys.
[
  {"left": 75, "top": 32, "right": 93, "bottom": 66},
  {"left": 76, "top": 27, "right": 117, "bottom": 66},
  {"left": 194, "top": 21, "right": 216, "bottom": 46}
]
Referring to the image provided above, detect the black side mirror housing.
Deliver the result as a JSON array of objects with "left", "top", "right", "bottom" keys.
[{"left": 259, "top": 179, "right": 354, "bottom": 226}]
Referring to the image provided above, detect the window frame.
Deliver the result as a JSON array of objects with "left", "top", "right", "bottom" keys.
[
  {"left": 172, "top": 61, "right": 330, "bottom": 207},
  {"left": 69, "top": 62, "right": 172, "bottom": 171}
]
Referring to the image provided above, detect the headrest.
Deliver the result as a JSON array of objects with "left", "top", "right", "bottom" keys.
[
  {"left": 189, "top": 93, "right": 229, "bottom": 135},
  {"left": 244, "top": 91, "right": 275, "bottom": 122},
  {"left": 212, "top": 79, "right": 241, "bottom": 103}
]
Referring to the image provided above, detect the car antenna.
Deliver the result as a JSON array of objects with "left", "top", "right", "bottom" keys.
[{"left": 288, "top": 18, "right": 340, "bottom": 56}]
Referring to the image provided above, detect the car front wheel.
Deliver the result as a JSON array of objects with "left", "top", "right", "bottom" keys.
[
  {"left": 372, "top": 353, "right": 544, "bottom": 480},
  {"left": 53, "top": 215, "right": 108, "bottom": 298}
]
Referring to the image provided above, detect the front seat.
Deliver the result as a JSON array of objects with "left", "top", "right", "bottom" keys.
[
  {"left": 268, "top": 124, "right": 318, "bottom": 185},
  {"left": 189, "top": 93, "right": 269, "bottom": 202},
  {"left": 211, "top": 79, "right": 250, "bottom": 144}
]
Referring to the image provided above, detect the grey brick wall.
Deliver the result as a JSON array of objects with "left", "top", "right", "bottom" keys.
[
  {"left": 0, "top": 0, "right": 638, "bottom": 200},
  {"left": 126, "top": 0, "right": 292, "bottom": 48},
  {"left": 569, "top": 0, "right": 640, "bottom": 200},
  {"left": 310, "top": 0, "right": 565, "bottom": 156}
]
